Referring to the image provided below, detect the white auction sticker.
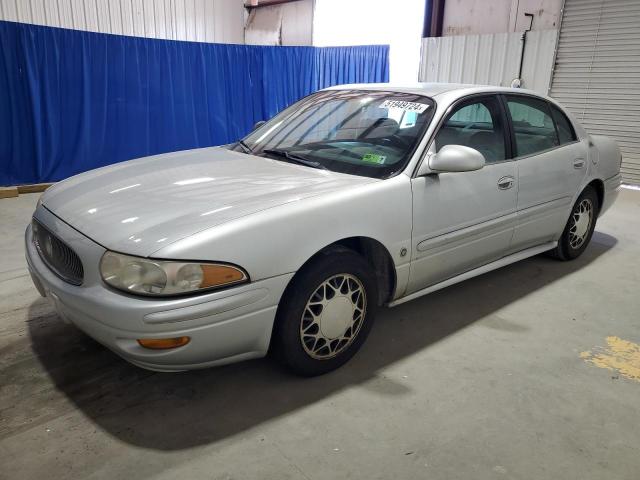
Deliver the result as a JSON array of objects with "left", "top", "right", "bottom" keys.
[{"left": 379, "top": 100, "right": 429, "bottom": 113}]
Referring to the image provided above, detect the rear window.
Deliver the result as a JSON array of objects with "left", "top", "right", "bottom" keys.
[
  {"left": 550, "top": 105, "right": 577, "bottom": 145},
  {"left": 506, "top": 95, "right": 559, "bottom": 157}
]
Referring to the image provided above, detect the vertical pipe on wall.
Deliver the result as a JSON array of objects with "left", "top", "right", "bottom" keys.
[{"left": 516, "top": 12, "right": 534, "bottom": 84}]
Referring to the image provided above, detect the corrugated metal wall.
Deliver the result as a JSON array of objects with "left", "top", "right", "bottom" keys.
[
  {"left": 245, "top": 0, "right": 313, "bottom": 46},
  {"left": 418, "top": 29, "right": 558, "bottom": 95},
  {"left": 0, "top": 0, "right": 245, "bottom": 43},
  {"left": 550, "top": 0, "right": 640, "bottom": 184}
]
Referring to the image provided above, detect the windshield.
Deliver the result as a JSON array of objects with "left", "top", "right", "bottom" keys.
[{"left": 234, "top": 90, "right": 435, "bottom": 179}]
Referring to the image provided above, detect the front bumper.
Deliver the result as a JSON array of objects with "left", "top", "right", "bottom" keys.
[{"left": 25, "top": 206, "right": 293, "bottom": 371}]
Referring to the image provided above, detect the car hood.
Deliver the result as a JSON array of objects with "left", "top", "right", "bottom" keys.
[{"left": 42, "top": 147, "right": 376, "bottom": 257}]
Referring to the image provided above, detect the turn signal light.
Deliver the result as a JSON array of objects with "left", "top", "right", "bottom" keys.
[
  {"left": 137, "top": 336, "right": 190, "bottom": 350},
  {"left": 201, "top": 264, "right": 246, "bottom": 287}
]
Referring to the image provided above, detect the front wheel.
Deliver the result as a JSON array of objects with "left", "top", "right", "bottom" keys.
[
  {"left": 272, "top": 250, "right": 378, "bottom": 376},
  {"left": 551, "top": 186, "right": 599, "bottom": 261}
]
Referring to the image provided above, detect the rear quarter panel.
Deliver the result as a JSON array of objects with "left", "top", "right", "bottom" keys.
[
  {"left": 590, "top": 134, "right": 622, "bottom": 181},
  {"left": 589, "top": 134, "right": 622, "bottom": 215}
]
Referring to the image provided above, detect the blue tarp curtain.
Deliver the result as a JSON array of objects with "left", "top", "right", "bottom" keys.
[{"left": 0, "top": 21, "right": 389, "bottom": 185}]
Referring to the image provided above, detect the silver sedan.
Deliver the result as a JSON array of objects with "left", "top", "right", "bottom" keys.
[{"left": 26, "top": 83, "right": 622, "bottom": 375}]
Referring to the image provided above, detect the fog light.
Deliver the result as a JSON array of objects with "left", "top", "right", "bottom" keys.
[{"left": 137, "top": 336, "right": 190, "bottom": 350}]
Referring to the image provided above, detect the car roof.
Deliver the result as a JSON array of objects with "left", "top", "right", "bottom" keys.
[{"left": 325, "top": 82, "right": 547, "bottom": 100}]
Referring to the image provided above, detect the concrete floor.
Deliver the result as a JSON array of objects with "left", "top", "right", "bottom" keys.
[{"left": 0, "top": 190, "right": 639, "bottom": 480}]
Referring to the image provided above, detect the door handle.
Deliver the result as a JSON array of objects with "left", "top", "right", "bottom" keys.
[
  {"left": 573, "top": 158, "right": 586, "bottom": 169},
  {"left": 497, "top": 176, "right": 514, "bottom": 190}
]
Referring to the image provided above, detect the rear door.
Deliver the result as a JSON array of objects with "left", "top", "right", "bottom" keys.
[
  {"left": 407, "top": 94, "right": 518, "bottom": 293},
  {"left": 503, "top": 94, "right": 587, "bottom": 252}
]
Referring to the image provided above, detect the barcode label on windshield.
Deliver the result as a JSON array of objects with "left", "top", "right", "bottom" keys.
[{"left": 379, "top": 100, "right": 429, "bottom": 113}]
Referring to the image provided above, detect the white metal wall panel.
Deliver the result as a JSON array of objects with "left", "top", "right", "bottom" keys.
[
  {"left": 279, "top": 0, "right": 313, "bottom": 46},
  {"left": 245, "top": 0, "right": 313, "bottom": 46},
  {"left": 520, "top": 28, "right": 559, "bottom": 95},
  {"left": 0, "top": 0, "right": 245, "bottom": 44},
  {"left": 550, "top": 0, "right": 640, "bottom": 184},
  {"left": 419, "top": 29, "right": 558, "bottom": 95},
  {"left": 245, "top": 6, "right": 282, "bottom": 45}
]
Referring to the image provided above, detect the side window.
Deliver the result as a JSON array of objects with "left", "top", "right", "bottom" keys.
[
  {"left": 434, "top": 96, "right": 507, "bottom": 163},
  {"left": 550, "top": 105, "right": 577, "bottom": 145},
  {"left": 506, "top": 95, "right": 559, "bottom": 157}
]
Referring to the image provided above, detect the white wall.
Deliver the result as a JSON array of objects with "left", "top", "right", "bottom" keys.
[
  {"left": 245, "top": 0, "right": 313, "bottom": 46},
  {"left": 279, "top": 0, "right": 313, "bottom": 46},
  {"left": 0, "top": 0, "right": 245, "bottom": 43},
  {"left": 419, "top": 29, "right": 559, "bottom": 95},
  {"left": 313, "top": 0, "right": 425, "bottom": 83},
  {"left": 442, "top": 0, "right": 562, "bottom": 36}
]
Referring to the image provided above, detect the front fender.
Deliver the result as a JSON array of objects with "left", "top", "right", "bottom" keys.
[{"left": 153, "top": 174, "right": 414, "bottom": 287}]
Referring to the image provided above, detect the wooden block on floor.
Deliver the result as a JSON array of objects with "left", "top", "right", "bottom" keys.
[
  {"left": 0, "top": 187, "right": 19, "bottom": 199},
  {"left": 17, "top": 183, "right": 53, "bottom": 194}
]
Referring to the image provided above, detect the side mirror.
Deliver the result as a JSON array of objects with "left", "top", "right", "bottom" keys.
[
  {"left": 253, "top": 120, "right": 266, "bottom": 131},
  {"left": 423, "top": 144, "right": 485, "bottom": 174}
]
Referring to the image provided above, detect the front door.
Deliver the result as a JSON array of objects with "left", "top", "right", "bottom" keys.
[{"left": 407, "top": 95, "right": 517, "bottom": 294}]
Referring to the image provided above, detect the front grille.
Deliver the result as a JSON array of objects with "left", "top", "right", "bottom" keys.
[{"left": 32, "top": 219, "right": 84, "bottom": 285}]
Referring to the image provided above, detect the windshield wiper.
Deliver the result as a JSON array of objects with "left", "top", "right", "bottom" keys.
[
  {"left": 237, "top": 140, "right": 253, "bottom": 154},
  {"left": 262, "top": 149, "right": 327, "bottom": 170}
]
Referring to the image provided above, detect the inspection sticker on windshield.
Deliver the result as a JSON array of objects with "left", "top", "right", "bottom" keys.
[
  {"left": 379, "top": 100, "right": 429, "bottom": 113},
  {"left": 362, "top": 153, "right": 387, "bottom": 164}
]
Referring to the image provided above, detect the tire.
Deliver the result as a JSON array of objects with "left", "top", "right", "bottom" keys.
[
  {"left": 550, "top": 186, "right": 599, "bottom": 261},
  {"left": 272, "top": 249, "right": 378, "bottom": 376}
]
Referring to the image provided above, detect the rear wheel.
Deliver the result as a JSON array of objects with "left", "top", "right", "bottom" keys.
[
  {"left": 550, "top": 186, "right": 599, "bottom": 261},
  {"left": 272, "top": 250, "right": 377, "bottom": 376}
]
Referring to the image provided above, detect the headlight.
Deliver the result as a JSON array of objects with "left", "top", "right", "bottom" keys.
[{"left": 100, "top": 251, "right": 248, "bottom": 296}]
